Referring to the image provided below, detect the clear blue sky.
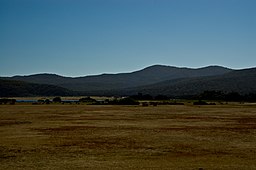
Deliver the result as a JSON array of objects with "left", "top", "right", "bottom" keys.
[{"left": 1, "top": 0, "right": 256, "bottom": 77}]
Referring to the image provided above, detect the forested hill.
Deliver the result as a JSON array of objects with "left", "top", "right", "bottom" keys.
[
  {"left": 0, "top": 79, "right": 74, "bottom": 97},
  {"left": 2, "top": 65, "right": 256, "bottom": 97},
  {"left": 3, "top": 64, "right": 256, "bottom": 97},
  {"left": 112, "top": 67, "right": 256, "bottom": 97},
  {"left": 2, "top": 65, "right": 232, "bottom": 92}
]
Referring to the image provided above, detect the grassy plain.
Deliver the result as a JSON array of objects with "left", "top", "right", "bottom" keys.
[{"left": 1, "top": 104, "right": 256, "bottom": 169}]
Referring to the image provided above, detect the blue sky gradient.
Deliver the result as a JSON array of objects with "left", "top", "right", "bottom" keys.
[{"left": 1, "top": 0, "right": 256, "bottom": 76}]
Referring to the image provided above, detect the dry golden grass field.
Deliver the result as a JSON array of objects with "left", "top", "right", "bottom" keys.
[{"left": 1, "top": 104, "right": 256, "bottom": 169}]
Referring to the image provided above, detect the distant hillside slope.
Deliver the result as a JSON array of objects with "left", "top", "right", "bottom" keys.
[
  {"left": 0, "top": 79, "right": 74, "bottom": 97},
  {"left": 117, "top": 67, "right": 256, "bottom": 96},
  {"left": 1, "top": 66, "right": 256, "bottom": 97},
  {"left": 2, "top": 65, "right": 232, "bottom": 91}
]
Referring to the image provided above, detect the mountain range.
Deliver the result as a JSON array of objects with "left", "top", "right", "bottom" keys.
[{"left": 1, "top": 65, "right": 256, "bottom": 97}]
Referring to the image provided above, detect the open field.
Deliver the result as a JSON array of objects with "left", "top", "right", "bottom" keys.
[{"left": 1, "top": 104, "right": 256, "bottom": 169}]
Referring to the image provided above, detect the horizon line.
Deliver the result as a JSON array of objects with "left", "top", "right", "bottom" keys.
[{"left": 1, "top": 64, "right": 255, "bottom": 78}]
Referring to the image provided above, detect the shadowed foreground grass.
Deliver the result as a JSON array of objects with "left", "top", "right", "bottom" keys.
[{"left": 0, "top": 104, "right": 256, "bottom": 169}]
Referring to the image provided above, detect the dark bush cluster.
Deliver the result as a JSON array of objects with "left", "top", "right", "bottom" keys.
[
  {"left": 193, "top": 100, "right": 215, "bottom": 105},
  {"left": 0, "top": 98, "right": 16, "bottom": 105},
  {"left": 79, "top": 97, "right": 96, "bottom": 103},
  {"left": 107, "top": 97, "right": 140, "bottom": 105},
  {"left": 130, "top": 93, "right": 170, "bottom": 100},
  {"left": 52, "top": 97, "right": 62, "bottom": 103},
  {"left": 37, "top": 99, "right": 51, "bottom": 104},
  {"left": 197, "top": 90, "right": 256, "bottom": 102}
]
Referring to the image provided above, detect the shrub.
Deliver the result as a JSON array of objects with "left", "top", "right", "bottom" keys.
[
  {"left": 193, "top": 100, "right": 208, "bottom": 105},
  {"left": 53, "top": 97, "right": 62, "bottom": 103},
  {"left": 0, "top": 98, "right": 16, "bottom": 105},
  {"left": 79, "top": 97, "right": 96, "bottom": 103},
  {"left": 118, "top": 97, "right": 140, "bottom": 105},
  {"left": 45, "top": 99, "right": 50, "bottom": 104},
  {"left": 142, "top": 102, "right": 149, "bottom": 107}
]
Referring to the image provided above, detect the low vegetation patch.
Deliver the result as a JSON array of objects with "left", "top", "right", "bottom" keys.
[{"left": 1, "top": 104, "right": 256, "bottom": 169}]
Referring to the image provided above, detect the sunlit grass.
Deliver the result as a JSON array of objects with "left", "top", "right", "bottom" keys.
[{"left": 1, "top": 104, "right": 256, "bottom": 169}]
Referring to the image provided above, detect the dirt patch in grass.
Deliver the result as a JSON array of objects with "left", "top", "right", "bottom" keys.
[{"left": 0, "top": 120, "right": 32, "bottom": 127}]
